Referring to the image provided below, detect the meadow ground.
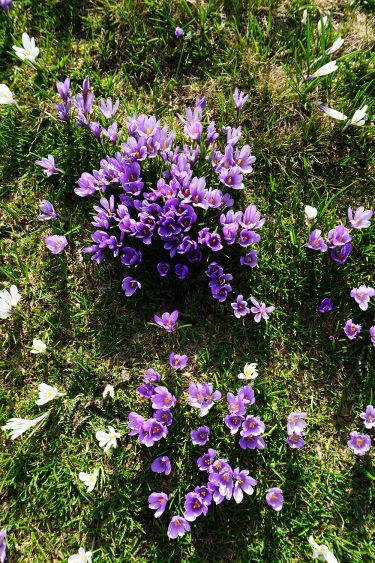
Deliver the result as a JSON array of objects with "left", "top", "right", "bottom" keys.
[{"left": 0, "top": 0, "right": 374, "bottom": 561}]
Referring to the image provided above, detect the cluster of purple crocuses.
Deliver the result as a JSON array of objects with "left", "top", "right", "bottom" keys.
[
  {"left": 347, "top": 405, "right": 374, "bottom": 456},
  {"left": 306, "top": 206, "right": 372, "bottom": 264},
  {"left": 34, "top": 192, "right": 69, "bottom": 255},
  {"left": 223, "top": 386, "right": 267, "bottom": 450},
  {"left": 54, "top": 77, "right": 273, "bottom": 317},
  {"left": 286, "top": 412, "right": 308, "bottom": 449}
]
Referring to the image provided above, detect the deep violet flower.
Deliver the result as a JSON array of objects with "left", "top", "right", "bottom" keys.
[
  {"left": 318, "top": 297, "right": 334, "bottom": 313},
  {"left": 175, "top": 264, "right": 189, "bottom": 279},
  {"left": 151, "top": 386, "right": 176, "bottom": 411},
  {"left": 122, "top": 276, "right": 141, "bottom": 297},
  {"left": 150, "top": 455, "right": 171, "bottom": 475},
  {"left": 344, "top": 319, "right": 362, "bottom": 340},
  {"left": 239, "top": 435, "right": 266, "bottom": 450},
  {"left": 45, "top": 235, "right": 68, "bottom": 254},
  {"left": 154, "top": 310, "right": 178, "bottom": 332},
  {"left": 348, "top": 206, "right": 373, "bottom": 229},
  {"left": 249, "top": 296, "right": 275, "bottom": 322},
  {"left": 286, "top": 434, "right": 305, "bottom": 449},
  {"left": 350, "top": 285, "right": 375, "bottom": 311},
  {"left": 330, "top": 243, "right": 352, "bottom": 264},
  {"left": 187, "top": 382, "right": 222, "bottom": 416},
  {"left": 169, "top": 352, "right": 188, "bottom": 370},
  {"left": 148, "top": 492, "right": 168, "bottom": 518},
  {"left": 38, "top": 200, "right": 58, "bottom": 221},
  {"left": 241, "top": 415, "right": 265, "bottom": 437},
  {"left": 157, "top": 262, "right": 170, "bottom": 277},
  {"left": 154, "top": 409, "right": 173, "bottom": 426},
  {"left": 137, "top": 383, "right": 156, "bottom": 399},
  {"left": 233, "top": 468, "right": 257, "bottom": 503},
  {"left": 175, "top": 26, "right": 185, "bottom": 37},
  {"left": 197, "top": 448, "right": 217, "bottom": 471},
  {"left": 240, "top": 250, "right": 258, "bottom": 268},
  {"left": 190, "top": 426, "right": 210, "bottom": 446},
  {"left": 167, "top": 516, "right": 190, "bottom": 539},
  {"left": 360, "top": 405, "right": 375, "bottom": 430},
  {"left": 347, "top": 431, "right": 371, "bottom": 456},
  {"left": 266, "top": 487, "right": 283, "bottom": 511},
  {"left": 231, "top": 294, "right": 250, "bottom": 318},
  {"left": 224, "top": 413, "right": 244, "bottom": 435}
]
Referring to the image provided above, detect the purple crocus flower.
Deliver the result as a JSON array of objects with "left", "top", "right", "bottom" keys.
[
  {"left": 0, "top": 0, "right": 12, "bottom": 11},
  {"left": 194, "top": 485, "right": 212, "bottom": 505},
  {"left": 167, "top": 515, "right": 190, "bottom": 539},
  {"left": 175, "top": 26, "right": 185, "bottom": 37},
  {"left": 344, "top": 319, "right": 362, "bottom": 340},
  {"left": 286, "top": 434, "right": 305, "bottom": 449},
  {"left": 184, "top": 492, "right": 208, "bottom": 521},
  {"left": 306, "top": 229, "right": 328, "bottom": 252},
  {"left": 231, "top": 294, "right": 250, "bottom": 318},
  {"left": 348, "top": 206, "right": 373, "bottom": 229},
  {"left": 350, "top": 285, "right": 375, "bottom": 311},
  {"left": 154, "top": 310, "right": 178, "bottom": 332},
  {"left": 0, "top": 529, "right": 6, "bottom": 563},
  {"left": 137, "top": 383, "right": 155, "bottom": 399},
  {"left": 143, "top": 369, "right": 161, "bottom": 384},
  {"left": 239, "top": 435, "right": 266, "bottom": 450},
  {"left": 127, "top": 412, "right": 145, "bottom": 436},
  {"left": 175, "top": 264, "right": 189, "bottom": 279},
  {"left": 287, "top": 412, "right": 307, "bottom": 436},
  {"left": 151, "top": 386, "right": 176, "bottom": 411},
  {"left": 150, "top": 455, "right": 172, "bottom": 475},
  {"left": 250, "top": 296, "right": 275, "bottom": 322},
  {"left": 157, "top": 262, "right": 170, "bottom": 277},
  {"left": 35, "top": 155, "right": 62, "bottom": 177},
  {"left": 187, "top": 382, "right": 222, "bottom": 416},
  {"left": 56, "top": 77, "right": 70, "bottom": 102},
  {"left": 122, "top": 276, "right": 141, "bottom": 297},
  {"left": 330, "top": 243, "right": 352, "bottom": 264},
  {"left": 240, "top": 250, "right": 258, "bottom": 268},
  {"left": 38, "top": 200, "right": 58, "bottom": 221},
  {"left": 238, "top": 385, "right": 255, "bottom": 405},
  {"left": 326, "top": 225, "right": 352, "bottom": 247},
  {"left": 148, "top": 492, "right": 169, "bottom": 518},
  {"left": 227, "top": 393, "right": 246, "bottom": 416},
  {"left": 233, "top": 468, "right": 257, "bottom": 503},
  {"left": 370, "top": 326, "right": 375, "bottom": 347},
  {"left": 45, "top": 235, "right": 68, "bottom": 254},
  {"left": 360, "top": 405, "right": 375, "bottom": 430},
  {"left": 138, "top": 418, "right": 168, "bottom": 447},
  {"left": 241, "top": 415, "right": 265, "bottom": 437},
  {"left": 100, "top": 97, "right": 120, "bottom": 120},
  {"left": 102, "top": 122, "right": 119, "bottom": 143},
  {"left": 224, "top": 413, "right": 244, "bottom": 435},
  {"left": 169, "top": 352, "right": 188, "bottom": 370},
  {"left": 154, "top": 409, "right": 173, "bottom": 426},
  {"left": 266, "top": 487, "right": 283, "bottom": 511},
  {"left": 233, "top": 87, "right": 249, "bottom": 116},
  {"left": 240, "top": 204, "right": 265, "bottom": 230},
  {"left": 347, "top": 431, "right": 371, "bottom": 456},
  {"left": 318, "top": 297, "right": 334, "bottom": 313},
  {"left": 190, "top": 426, "right": 210, "bottom": 446},
  {"left": 197, "top": 448, "right": 217, "bottom": 471}
]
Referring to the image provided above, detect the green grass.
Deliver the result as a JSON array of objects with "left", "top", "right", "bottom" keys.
[{"left": 1, "top": 0, "right": 374, "bottom": 561}]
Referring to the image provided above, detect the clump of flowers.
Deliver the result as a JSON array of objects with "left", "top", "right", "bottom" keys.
[
  {"left": 54, "top": 77, "right": 271, "bottom": 318},
  {"left": 0, "top": 284, "right": 21, "bottom": 320},
  {"left": 286, "top": 411, "right": 308, "bottom": 449}
]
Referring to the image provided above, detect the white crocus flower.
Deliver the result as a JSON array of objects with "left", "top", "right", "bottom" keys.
[
  {"left": 349, "top": 105, "right": 368, "bottom": 127},
  {"left": 304, "top": 205, "right": 318, "bottom": 224},
  {"left": 96, "top": 425, "right": 120, "bottom": 451},
  {"left": 13, "top": 32, "right": 39, "bottom": 63},
  {"left": 309, "top": 536, "right": 338, "bottom": 562},
  {"left": 68, "top": 547, "right": 92, "bottom": 563},
  {"left": 0, "top": 299, "right": 12, "bottom": 319},
  {"left": 317, "top": 15, "right": 328, "bottom": 35},
  {"left": 78, "top": 469, "right": 98, "bottom": 492},
  {"left": 317, "top": 104, "right": 347, "bottom": 121},
  {"left": 326, "top": 37, "right": 344, "bottom": 55},
  {"left": 238, "top": 363, "right": 258, "bottom": 380},
  {"left": 1, "top": 411, "right": 50, "bottom": 440},
  {"left": 301, "top": 9, "right": 307, "bottom": 25},
  {"left": 0, "top": 84, "right": 15, "bottom": 105},
  {"left": 35, "top": 383, "right": 62, "bottom": 405},
  {"left": 103, "top": 384, "right": 115, "bottom": 399},
  {"left": 0, "top": 285, "right": 21, "bottom": 307},
  {"left": 307, "top": 61, "right": 338, "bottom": 80},
  {"left": 30, "top": 338, "right": 47, "bottom": 354}
]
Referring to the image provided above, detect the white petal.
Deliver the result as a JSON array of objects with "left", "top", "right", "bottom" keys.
[
  {"left": 326, "top": 37, "right": 344, "bottom": 55},
  {"left": 317, "top": 105, "right": 347, "bottom": 121}
]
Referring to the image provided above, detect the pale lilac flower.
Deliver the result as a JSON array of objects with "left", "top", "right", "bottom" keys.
[
  {"left": 249, "top": 296, "right": 275, "bottom": 322},
  {"left": 167, "top": 516, "right": 190, "bottom": 539},
  {"left": 348, "top": 206, "right": 373, "bottom": 229},
  {"left": 306, "top": 61, "right": 338, "bottom": 80},
  {"left": 306, "top": 229, "right": 327, "bottom": 252},
  {"left": 326, "top": 37, "right": 344, "bottom": 55},
  {"left": 188, "top": 382, "right": 221, "bottom": 416},
  {"left": 350, "top": 285, "right": 375, "bottom": 311},
  {"left": 266, "top": 487, "right": 283, "bottom": 511},
  {"left": 154, "top": 310, "right": 178, "bottom": 332},
  {"left": 360, "top": 405, "right": 375, "bottom": 430},
  {"left": 35, "top": 155, "right": 62, "bottom": 177},
  {"left": 233, "top": 468, "right": 257, "bottom": 503},
  {"left": 184, "top": 492, "right": 209, "bottom": 521},
  {"left": 240, "top": 250, "right": 258, "bottom": 268},
  {"left": 349, "top": 105, "right": 368, "bottom": 127},
  {"left": 347, "top": 431, "right": 371, "bottom": 456},
  {"left": 100, "top": 97, "right": 119, "bottom": 120},
  {"left": 326, "top": 225, "right": 351, "bottom": 247},
  {"left": 239, "top": 435, "right": 266, "bottom": 450},
  {"left": 0, "top": 528, "right": 6, "bottom": 563},
  {"left": 56, "top": 77, "right": 70, "bottom": 102},
  {"left": 175, "top": 26, "right": 184, "bottom": 37},
  {"left": 38, "top": 200, "right": 58, "bottom": 221},
  {"left": 151, "top": 386, "right": 176, "bottom": 411},
  {"left": 286, "top": 434, "right": 305, "bottom": 449},
  {"left": 233, "top": 87, "right": 249, "bottom": 115},
  {"left": 45, "top": 235, "right": 68, "bottom": 254},
  {"left": 148, "top": 492, "right": 169, "bottom": 518},
  {"left": 169, "top": 352, "right": 188, "bottom": 370},
  {"left": 287, "top": 412, "right": 307, "bottom": 436},
  {"left": 317, "top": 105, "right": 347, "bottom": 122},
  {"left": 150, "top": 455, "right": 171, "bottom": 475},
  {"left": 344, "top": 319, "right": 362, "bottom": 340}
]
